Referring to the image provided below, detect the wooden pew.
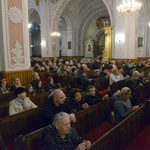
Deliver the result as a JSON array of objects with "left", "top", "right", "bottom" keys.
[
  {"left": 94, "top": 77, "right": 109, "bottom": 95},
  {"left": 38, "top": 72, "right": 58, "bottom": 83},
  {"left": 0, "top": 92, "right": 15, "bottom": 103},
  {"left": 0, "top": 88, "right": 69, "bottom": 118},
  {"left": 72, "top": 99, "right": 113, "bottom": 136},
  {"left": 117, "top": 79, "right": 126, "bottom": 90},
  {"left": 142, "top": 82, "right": 150, "bottom": 99},
  {"left": 0, "top": 92, "right": 50, "bottom": 118},
  {"left": 14, "top": 99, "right": 113, "bottom": 150},
  {"left": 58, "top": 74, "right": 70, "bottom": 87},
  {"left": 0, "top": 102, "right": 9, "bottom": 118},
  {"left": 0, "top": 107, "right": 45, "bottom": 145},
  {"left": 134, "top": 84, "right": 144, "bottom": 105},
  {"left": 109, "top": 82, "right": 119, "bottom": 96},
  {"left": 90, "top": 101, "right": 149, "bottom": 150},
  {"left": 30, "top": 92, "right": 50, "bottom": 106}
]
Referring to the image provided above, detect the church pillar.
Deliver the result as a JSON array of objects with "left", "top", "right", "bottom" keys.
[
  {"left": 40, "top": 0, "right": 51, "bottom": 57},
  {"left": 113, "top": 0, "right": 139, "bottom": 59},
  {"left": 0, "top": 0, "right": 33, "bottom": 86},
  {"left": 0, "top": 0, "right": 30, "bottom": 71},
  {"left": 103, "top": 26, "right": 113, "bottom": 60}
]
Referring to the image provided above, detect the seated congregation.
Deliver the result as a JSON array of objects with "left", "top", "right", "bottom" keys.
[{"left": 0, "top": 57, "right": 150, "bottom": 149}]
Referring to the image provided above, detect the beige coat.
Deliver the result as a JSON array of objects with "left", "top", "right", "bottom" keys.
[{"left": 9, "top": 97, "right": 37, "bottom": 116}]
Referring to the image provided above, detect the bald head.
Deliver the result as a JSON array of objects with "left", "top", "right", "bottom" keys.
[{"left": 53, "top": 89, "right": 66, "bottom": 106}]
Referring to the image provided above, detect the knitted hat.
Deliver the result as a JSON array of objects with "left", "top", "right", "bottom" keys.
[
  {"left": 1, "top": 79, "right": 6, "bottom": 83},
  {"left": 14, "top": 87, "right": 26, "bottom": 97}
]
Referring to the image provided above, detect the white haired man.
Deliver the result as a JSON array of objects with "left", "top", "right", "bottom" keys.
[{"left": 43, "top": 112, "right": 91, "bottom": 150}]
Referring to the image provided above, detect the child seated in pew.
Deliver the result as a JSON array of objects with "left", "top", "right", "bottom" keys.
[
  {"left": 30, "top": 72, "right": 41, "bottom": 90},
  {"left": 113, "top": 87, "right": 139, "bottom": 123},
  {"left": 68, "top": 88, "right": 89, "bottom": 113},
  {"left": 43, "top": 112, "right": 91, "bottom": 150},
  {"left": 44, "top": 76, "right": 62, "bottom": 93},
  {"left": 9, "top": 87, "right": 37, "bottom": 116},
  {"left": 85, "top": 85, "right": 110, "bottom": 106},
  {"left": 26, "top": 84, "right": 36, "bottom": 97},
  {"left": 34, "top": 80, "right": 45, "bottom": 94},
  {"left": 0, "top": 79, "right": 10, "bottom": 94}
]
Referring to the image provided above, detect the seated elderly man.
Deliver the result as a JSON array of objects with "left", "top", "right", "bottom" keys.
[
  {"left": 9, "top": 87, "right": 37, "bottom": 116},
  {"left": 43, "top": 89, "right": 76, "bottom": 125},
  {"left": 43, "top": 112, "right": 91, "bottom": 150}
]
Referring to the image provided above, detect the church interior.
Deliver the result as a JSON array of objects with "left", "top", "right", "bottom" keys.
[{"left": 0, "top": 0, "right": 150, "bottom": 150}]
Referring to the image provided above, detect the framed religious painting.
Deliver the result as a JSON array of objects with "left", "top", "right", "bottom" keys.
[
  {"left": 68, "top": 41, "right": 71, "bottom": 49},
  {"left": 138, "top": 37, "right": 143, "bottom": 48}
]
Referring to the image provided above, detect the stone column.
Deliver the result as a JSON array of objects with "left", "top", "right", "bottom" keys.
[
  {"left": 0, "top": 0, "right": 30, "bottom": 71},
  {"left": 40, "top": 0, "right": 51, "bottom": 57}
]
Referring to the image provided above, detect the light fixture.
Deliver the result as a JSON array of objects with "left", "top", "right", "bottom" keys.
[
  {"left": 51, "top": 31, "right": 61, "bottom": 37},
  {"left": 117, "top": 0, "right": 142, "bottom": 15},
  {"left": 28, "top": 23, "right": 32, "bottom": 29},
  {"left": 115, "top": 33, "right": 125, "bottom": 44},
  {"left": 41, "top": 40, "right": 46, "bottom": 47},
  {"left": 148, "top": 22, "right": 150, "bottom": 27}
]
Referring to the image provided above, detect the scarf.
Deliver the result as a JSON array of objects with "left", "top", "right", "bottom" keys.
[{"left": 15, "top": 97, "right": 27, "bottom": 109}]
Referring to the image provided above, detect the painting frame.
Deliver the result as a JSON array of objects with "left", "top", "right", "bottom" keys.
[
  {"left": 68, "top": 41, "right": 71, "bottom": 49},
  {"left": 138, "top": 37, "right": 143, "bottom": 48}
]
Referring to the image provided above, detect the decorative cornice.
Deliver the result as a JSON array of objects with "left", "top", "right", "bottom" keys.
[{"left": 8, "top": 6, "right": 23, "bottom": 24}]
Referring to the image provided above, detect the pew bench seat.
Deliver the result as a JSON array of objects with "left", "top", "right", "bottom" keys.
[{"left": 83, "top": 120, "right": 115, "bottom": 143}]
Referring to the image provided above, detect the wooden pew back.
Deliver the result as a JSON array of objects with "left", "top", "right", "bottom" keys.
[
  {"left": 0, "top": 92, "right": 15, "bottom": 103},
  {"left": 0, "top": 92, "right": 50, "bottom": 118},
  {"left": 0, "top": 102, "right": 9, "bottom": 118},
  {"left": 142, "top": 82, "right": 150, "bottom": 99},
  {"left": 72, "top": 99, "right": 113, "bottom": 136},
  {"left": 90, "top": 102, "right": 149, "bottom": 150},
  {"left": 14, "top": 100, "right": 113, "bottom": 150},
  {"left": 30, "top": 92, "right": 50, "bottom": 106},
  {"left": 58, "top": 74, "right": 70, "bottom": 87},
  {"left": 38, "top": 72, "right": 58, "bottom": 83},
  {"left": 94, "top": 77, "right": 109, "bottom": 92},
  {"left": 0, "top": 107, "right": 45, "bottom": 145}
]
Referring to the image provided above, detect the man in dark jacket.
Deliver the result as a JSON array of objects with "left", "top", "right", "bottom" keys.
[
  {"left": 43, "top": 112, "right": 91, "bottom": 150},
  {"left": 85, "top": 85, "right": 102, "bottom": 106},
  {"left": 77, "top": 70, "right": 92, "bottom": 91},
  {"left": 43, "top": 89, "right": 76, "bottom": 125}
]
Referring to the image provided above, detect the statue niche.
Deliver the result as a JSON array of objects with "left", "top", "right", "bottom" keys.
[
  {"left": 84, "top": 38, "right": 94, "bottom": 59},
  {"left": 93, "top": 29, "right": 105, "bottom": 59}
]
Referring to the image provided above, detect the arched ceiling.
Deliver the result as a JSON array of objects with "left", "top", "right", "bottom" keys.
[
  {"left": 59, "top": 0, "right": 109, "bottom": 55},
  {"left": 62, "top": 0, "right": 108, "bottom": 23}
]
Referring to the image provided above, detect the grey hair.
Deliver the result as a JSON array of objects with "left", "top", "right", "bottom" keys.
[{"left": 52, "top": 112, "right": 70, "bottom": 125}]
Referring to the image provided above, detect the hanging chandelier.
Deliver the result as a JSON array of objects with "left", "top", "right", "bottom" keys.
[
  {"left": 51, "top": 31, "right": 61, "bottom": 37},
  {"left": 117, "top": 0, "right": 142, "bottom": 15}
]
